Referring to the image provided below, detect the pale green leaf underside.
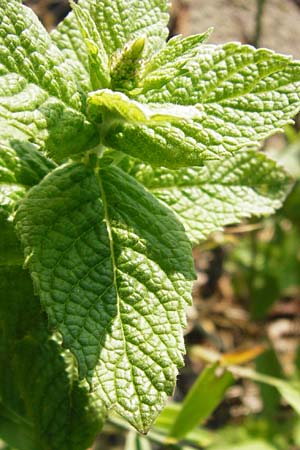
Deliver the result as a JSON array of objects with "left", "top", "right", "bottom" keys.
[
  {"left": 88, "top": 88, "right": 202, "bottom": 122},
  {"left": 0, "top": 0, "right": 99, "bottom": 160},
  {"left": 123, "top": 150, "right": 292, "bottom": 244},
  {"left": 15, "top": 163, "right": 195, "bottom": 432}
]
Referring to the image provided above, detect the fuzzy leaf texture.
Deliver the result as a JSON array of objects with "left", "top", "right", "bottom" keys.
[
  {"left": 0, "top": 139, "right": 55, "bottom": 216},
  {"left": 103, "top": 38, "right": 300, "bottom": 168},
  {"left": 51, "top": 0, "right": 169, "bottom": 92},
  {"left": 2, "top": 0, "right": 300, "bottom": 443},
  {"left": 0, "top": 0, "right": 99, "bottom": 160},
  {"left": 15, "top": 163, "right": 195, "bottom": 432},
  {"left": 120, "top": 150, "right": 292, "bottom": 244},
  {"left": 0, "top": 223, "right": 106, "bottom": 450}
]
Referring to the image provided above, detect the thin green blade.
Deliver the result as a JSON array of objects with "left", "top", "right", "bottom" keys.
[{"left": 169, "top": 364, "right": 233, "bottom": 440}]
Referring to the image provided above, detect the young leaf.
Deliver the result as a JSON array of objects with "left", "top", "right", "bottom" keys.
[
  {"left": 52, "top": 0, "right": 169, "bottom": 74},
  {"left": 15, "top": 163, "right": 195, "bottom": 433},
  {"left": 169, "top": 364, "right": 233, "bottom": 440},
  {"left": 71, "top": 1, "right": 110, "bottom": 90},
  {"left": 82, "top": 0, "right": 169, "bottom": 59},
  {"left": 51, "top": 9, "right": 92, "bottom": 93},
  {"left": 110, "top": 36, "right": 146, "bottom": 91},
  {"left": 122, "top": 150, "right": 292, "bottom": 244},
  {"left": 89, "top": 88, "right": 203, "bottom": 124},
  {"left": 142, "top": 31, "right": 212, "bottom": 74},
  {"left": 0, "top": 0, "right": 99, "bottom": 160},
  {"left": 91, "top": 87, "right": 228, "bottom": 168}
]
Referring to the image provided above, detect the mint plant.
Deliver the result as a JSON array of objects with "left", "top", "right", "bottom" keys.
[{"left": 1, "top": 0, "right": 300, "bottom": 448}]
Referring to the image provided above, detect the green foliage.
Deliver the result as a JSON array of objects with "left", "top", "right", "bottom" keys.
[
  {"left": 227, "top": 131, "right": 300, "bottom": 319},
  {"left": 169, "top": 364, "right": 233, "bottom": 440},
  {"left": 1, "top": 0, "right": 300, "bottom": 448}
]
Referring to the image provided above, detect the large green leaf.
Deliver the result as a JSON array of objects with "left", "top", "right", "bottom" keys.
[
  {"left": 88, "top": 88, "right": 211, "bottom": 168},
  {"left": 0, "top": 218, "right": 105, "bottom": 450},
  {"left": 15, "top": 162, "right": 195, "bottom": 432},
  {"left": 102, "top": 111, "right": 231, "bottom": 168},
  {"left": 134, "top": 40, "right": 300, "bottom": 155},
  {"left": 0, "top": 263, "right": 106, "bottom": 450},
  {"left": 121, "top": 150, "right": 291, "bottom": 244},
  {"left": 13, "top": 334, "right": 105, "bottom": 450},
  {"left": 0, "top": 0, "right": 99, "bottom": 160}
]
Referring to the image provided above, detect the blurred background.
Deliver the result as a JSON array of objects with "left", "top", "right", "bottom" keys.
[{"left": 14, "top": 1, "right": 300, "bottom": 449}]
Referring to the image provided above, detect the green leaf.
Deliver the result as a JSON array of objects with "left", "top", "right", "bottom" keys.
[
  {"left": 0, "top": 141, "right": 55, "bottom": 187},
  {"left": 15, "top": 162, "right": 195, "bottom": 433},
  {"left": 0, "top": 0, "right": 99, "bottom": 160},
  {"left": 52, "top": 0, "right": 169, "bottom": 80},
  {"left": 0, "top": 214, "right": 23, "bottom": 266},
  {"left": 110, "top": 36, "right": 146, "bottom": 91},
  {"left": 136, "top": 40, "right": 300, "bottom": 154},
  {"left": 0, "top": 405, "right": 38, "bottom": 450},
  {"left": 122, "top": 150, "right": 291, "bottom": 244},
  {"left": 89, "top": 89, "right": 202, "bottom": 123},
  {"left": 143, "top": 31, "right": 212, "bottom": 75},
  {"left": 0, "top": 264, "right": 106, "bottom": 450},
  {"left": 13, "top": 335, "right": 106, "bottom": 450},
  {"left": 103, "top": 117, "right": 230, "bottom": 169},
  {"left": 0, "top": 139, "right": 55, "bottom": 215},
  {"left": 255, "top": 348, "right": 283, "bottom": 416},
  {"left": 81, "top": 0, "right": 169, "bottom": 59},
  {"left": 51, "top": 10, "right": 92, "bottom": 93},
  {"left": 71, "top": 1, "right": 110, "bottom": 90},
  {"left": 169, "top": 364, "right": 233, "bottom": 440},
  {"left": 90, "top": 87, "right": 227, "bottom": 168}
]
